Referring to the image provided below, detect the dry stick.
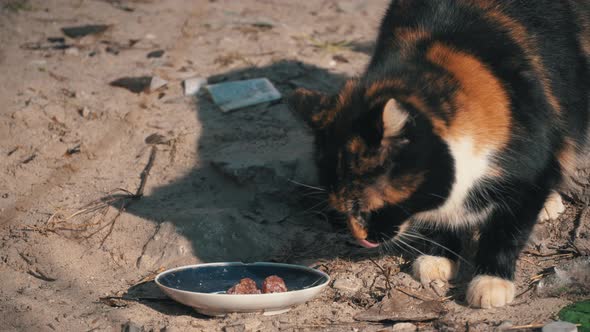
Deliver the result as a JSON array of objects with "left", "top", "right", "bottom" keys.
[
  {"left": 135, "top": 146, "right": 157, "bottom": 199},
  {"left": 28, "top": 268, "right": 57, "bottom": 282},
  {"left": 395, "top": 286, "right": 437, "bottom": 302},
  {"left": 505, "top": 323, "right": 582, "bottom": 331},
  {"left": 368, "top": 258, "right": 440, "bottom": 302},
  {"left": 98, "top": 146, "right": 157, "bottom": 247},
  {"left": 504, "top": 323, "right": 546, "bottom": 331},
  {"left": 369, "top": 258, "right": 393, "bottom": 291}
]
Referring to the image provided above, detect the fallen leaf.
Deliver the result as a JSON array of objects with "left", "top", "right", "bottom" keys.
[{"left": 354, "top": 289, "right": 445, "bottom": 322}]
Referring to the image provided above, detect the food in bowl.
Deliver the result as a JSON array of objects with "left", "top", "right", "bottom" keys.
[
  {"left": 226, "top": 275, "right": 288, "bottom": 294},
  {"left": 262, "top": 275, "right": 288, "bottom": 293},
  {"left": 227, "top": 278, "right": 261, "bottom": 294}
]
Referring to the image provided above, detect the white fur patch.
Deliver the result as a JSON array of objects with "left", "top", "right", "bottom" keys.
[
  {"left": 412, "top": 255, "right": 458, "bottom": 284},
  {"left": 414, "top": 137, "right": 495, "bottom": 228},
  {"left": 538, "top": 191, "right": 565, "bottom": 222},
  {"left": 466, "top": 275, "right": 515, "bottom": 309}
]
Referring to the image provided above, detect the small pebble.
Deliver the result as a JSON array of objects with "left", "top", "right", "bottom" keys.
[
  {"left": 542, "top": 321, "right": 578, "bottom": 332},
  {"left": 495, "top": 321, "right": 514, "bottom": 331},
  {"left": 147, "top": 50, "right": 165, "bottom": 58},
  {"left": 390, "top": 322, "right": 417, "bottom": 331},
  {"left": 78, "top": 107, "right": 91, "bottom": 118},
  {"left": 149, "top": 76, "right": 168, "bottom": 92},
  {"left": 332, "top": 276, "right": 362, "bottom": 294},
  {"left": 65, "top": 47, "right": 80, "bottom": 56},
  {"left": 183, "top": 77, "right": 207, "bottom": 96}
]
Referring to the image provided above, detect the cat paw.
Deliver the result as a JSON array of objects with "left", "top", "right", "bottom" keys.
[
  {"left": 412, "top": 255, "right": 457, "bottom": 284},
  {"left": 466, "top": 275, "right": 515, "bottom": 309},
  {"left": 538, "top": 191, "right": 565, "bottom": 222}
]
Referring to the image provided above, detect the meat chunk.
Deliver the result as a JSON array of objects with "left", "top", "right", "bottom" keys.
[
  {"left": 262, "top": 275, "right": 288, "bottom": 293},
  {"left": 227, "top": 278, "right": 261, "bottom": 294}
]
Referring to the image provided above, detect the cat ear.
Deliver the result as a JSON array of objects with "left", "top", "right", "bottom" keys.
[
  {"left": 382, "top": 98, "right": 409, "bottom": 138},
  {"left": 289, "top": 88, "right": 336, "bottom": 130}
]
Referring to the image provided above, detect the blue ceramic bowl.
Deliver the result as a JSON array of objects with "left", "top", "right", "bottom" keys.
[{"left": 155, "top": 262, "right": 330, "bottom": 316}]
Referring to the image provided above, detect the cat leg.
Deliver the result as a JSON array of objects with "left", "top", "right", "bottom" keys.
[
  {"left": 467, "top": 186, "right": 549, "bottom": 308},
  {"left": 412, "top": 230, "right": 461, "bottom": 284},
  {"left": 538, "top": 191, "right": 565, "bottom": 221}
]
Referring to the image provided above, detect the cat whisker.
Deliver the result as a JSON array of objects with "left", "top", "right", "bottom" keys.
[
  {"left": 288, "top": 179, "right": 326, "bottom": 192},
  {"left": 396, "top": 236, "right": 428, "bottom": 257},
  {"left": 427, "top": 193, "right": 446, "bottom": 200},
  {"left": 402, "top": 231, "right": 472, "bottom": 266}
]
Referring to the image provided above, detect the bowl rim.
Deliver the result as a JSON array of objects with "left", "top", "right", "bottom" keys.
[{"left": 154, "top": 262, "right": 331, "bottom": 298}]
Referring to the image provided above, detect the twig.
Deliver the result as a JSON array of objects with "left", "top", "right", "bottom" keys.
[
  {"left": 98, "top": 296, "right": 175, "bottom": 305},
  {"left": 369, "top": 258, "right": 392, "bottom": 291},
  {"left": 99, "top": 203, "right": 126, "bottom": 247},
  {"left": 28, "top": 268, "right": 57, "bottom": 282},
  {"left": 131, "top": 267, "right": 166, "bottom": 287},
  {"left": 395, "top": 286, "right": 436, "bottom": 302},
  {"left": 515, "top": 284, "right": 535, "bottom": 298},
  {"left": 18, "top": 252, "right": 33, "bottom": 265},
  {"left": 135, "top": 146, "right": 157, "bottom": 198},
  {"left": 21, "top": 154, "right": 36, "bottom": 164},
  {"left": 523, "top": 249, "right": 576, "bottom": 258},
  {"left": 136, "top": 222, "right": 162, "bottom": 268},
  {"left": 98, "top": 146, "right": 157, "bottom": 247},
  {"left": 7, "top": 146, "right": 20, "bottom": 156},
  {"left": 504, "top": 323, "right": 545, "bottom": 331},
  {"left": 504, "top": 323, "right": 582, "bottom": 331}
]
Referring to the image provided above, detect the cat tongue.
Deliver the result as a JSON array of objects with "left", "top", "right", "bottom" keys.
[{"left": 357, "top": 238, "right": 379, "bottom": 248}]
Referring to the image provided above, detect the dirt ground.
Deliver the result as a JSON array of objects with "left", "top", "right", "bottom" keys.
[{"left": 0, "top": 0, "right": 589, "bottom": 331}]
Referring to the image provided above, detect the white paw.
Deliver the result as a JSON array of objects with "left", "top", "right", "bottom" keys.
[
  {"left": 538, "top": 191, "right": 565, "bottom": 222},
  {"left": 412, "top": 255, "right": 457, "bottom": 284},
  {"left": 466, "top": 275, "right": 515, "bottom": 309}
]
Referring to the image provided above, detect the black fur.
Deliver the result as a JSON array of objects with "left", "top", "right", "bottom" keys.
[{"left": 291, "top": 0, "right": 589, "bottom": 295}]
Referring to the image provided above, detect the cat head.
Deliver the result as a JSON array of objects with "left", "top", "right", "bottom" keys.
[{"left": 289, "top": 80, "right": 452, "bottom": 247}]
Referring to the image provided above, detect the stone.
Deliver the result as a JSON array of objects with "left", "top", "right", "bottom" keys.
[
  {"left": 110, "top": 76, "right": 151, "bottom": 94},
  {"left": 494, "top": 321, "right": 514, "bottom": 331},
  {"left": 121, "top": 322, "right": 142, "bottom": 332},
  {"left": 390, "top": 323, "right": 417, "bottom": 331},
  {"left": 64, "top": 47, "right": 80, "bottom": 56},
  {"left": 183, "top": 77, "right": 207, "bottom": 96},
  {"left": 61, "top": 24, "right": 109, "bottom": 38},
  {"left": 223, "top": 324, "right": 246, "bottom": 332},
  {"left": 149, "top": 76, "right": 168, "bottom": 92},
  {"left": 147, "top": 50, "right": 165, "bottom": 58},
  {"left": 430, "top": 279, "right": 447, "bottom": 297},
  {"left": 332, "top": 276, "right": 362, "bottom": 294},
  {"left": 542, "top": 321, "right": 578, "bottom": 332},
  {"left": 354, "top": 289, "right": 445, "bottom": 322}
]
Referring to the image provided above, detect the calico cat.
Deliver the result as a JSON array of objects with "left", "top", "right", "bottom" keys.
[{"left": 290, "top": 0, "right": 589, "bottom": 308}]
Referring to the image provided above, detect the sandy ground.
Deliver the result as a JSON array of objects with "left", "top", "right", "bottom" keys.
[{"left": 0, "top": 0, "right": 589, "bottom": 331}]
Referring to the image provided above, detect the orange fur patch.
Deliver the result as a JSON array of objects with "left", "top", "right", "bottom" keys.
[
  {"left": 427, "top": 43, "right": 511, "bottom": 150},
  {"left": 464, "top": 0, "right": 561, "bottom": 114},
  {"left": 347, "top": 137, "right": 365, "bottom": 154},
  {"left": 309, "top": 79, "right": 358, "bottom": 128},
  {"left": 364, "top": 173, "right": 425, "bottom": 211},
  {"left": 558, "top": 138, "right": 578, "bottom": 177},
  {"left": 395, "top": 27, "right": 431, "bottom": 57},
  {"left": 347, "top": 216, "right": 368, "bottom": 240},
  {"left": 365, "top": 79, "right": 405, "bottom": 99}
]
